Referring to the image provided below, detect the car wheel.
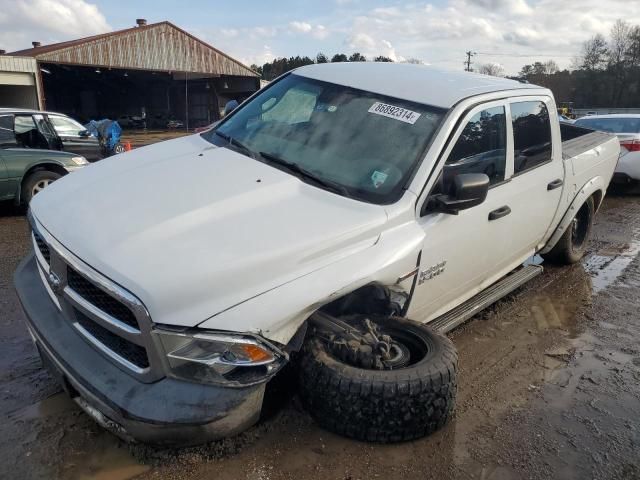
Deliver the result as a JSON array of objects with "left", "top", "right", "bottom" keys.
[
  {"left": 22, "top": 171, "right": 62, "bottom": 205},
  {"left": 298, "top": 315, "right": 457, "bottom": 442},
  {"left": 542, "top": 196, "right": 595, "bottom": 264},
  {"left": 113, "top": 143, "right": 126, "bottom": 154}
]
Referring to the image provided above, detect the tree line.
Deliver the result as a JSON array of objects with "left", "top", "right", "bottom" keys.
[
  {"left": 511, "top": 19, "right": 640, "bottom": 108},
  {"left": 251, "top": 53, "right": 395, "bottom": 81}
]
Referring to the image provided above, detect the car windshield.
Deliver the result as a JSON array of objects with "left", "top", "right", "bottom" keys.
[
  {"left": 204, "top": 74, "right": 446, "bottom": 203},
  {"left": 575, "top": 117, "right": 640, "bottom": 134}
]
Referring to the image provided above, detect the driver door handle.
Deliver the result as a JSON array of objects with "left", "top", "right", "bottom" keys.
[
  {"left": 547, "top": 178, "right": 563, "bottom": 190},
  {"left": 488, "top": 205, "right": 511, "bottom": 221}
]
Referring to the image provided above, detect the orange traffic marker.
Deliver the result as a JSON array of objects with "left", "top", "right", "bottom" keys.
[{"left": 124, "top": 141, "right": 132, "bottom": 151}]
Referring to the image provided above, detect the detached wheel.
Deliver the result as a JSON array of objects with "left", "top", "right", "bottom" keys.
[
  {"left": 299, "top": 315, "right": 457, "bottom": 442},
  {"left": 22, "top": 170, "right": 62, "bottom": 205},
  {"left": 542, "top": 196, "right": 594, "bottom": 265}
]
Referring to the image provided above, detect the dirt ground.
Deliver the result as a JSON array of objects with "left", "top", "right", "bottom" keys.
[
  {"left": 120, "top": 130, "right": 191, "bottom": 149},
  {"left": 1, "top": 194, "right": 640, "bottom": 480}
]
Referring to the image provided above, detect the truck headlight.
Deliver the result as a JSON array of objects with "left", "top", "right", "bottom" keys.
[
  {"left": 71, "top": 156, "right": 88, "bottom": 166},
  {"left": 155, "top": 329, "right": 287, "bottom": 387}
]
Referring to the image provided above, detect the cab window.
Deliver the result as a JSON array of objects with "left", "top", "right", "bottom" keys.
[
  {"left": 511, "top": 101, "right": 552, "bottom": 174},
  {"left": 443, "top": 106, "right": 506, "bottom": 188},
  {"left": 49, "top": 115, "right": 85, "bottom": 136}
]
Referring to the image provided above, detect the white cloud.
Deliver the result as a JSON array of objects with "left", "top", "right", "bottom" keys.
[
  {"left": 347, "top": 32, "right": 376, "bottom": 50},
  {"left": 342, "top": 0, "right": 640, "bottom": 74},
  {"left": 178, "top": 0, "right": 640, "bottom": 74},
  {"left": 289, "top": 21, "right": 329, "bottom": 39},
  {"left": 465, "top": 0, "right": 533, "bottom": 15},
  {"left": 289, "top": 21, "right": 313, "bottom": 33},
  {"left": 0, "top": 0, "right": 110, "bottom": 52}
]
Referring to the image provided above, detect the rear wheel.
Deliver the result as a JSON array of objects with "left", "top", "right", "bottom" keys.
[
  {"left": 298, "top": 315, "right": 457, "bottom": 442},
  {"left": 22, "top": 170, "right": 62, "bottom": 205},
  {"left": 542, "top": 196, "right": 594, "bottom": 264}
]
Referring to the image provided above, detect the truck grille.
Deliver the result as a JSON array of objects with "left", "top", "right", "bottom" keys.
[
  {"left": 29, "top": 213, "right": 160, "bottom": 382},
  {"left": 33, "top": 231, "right": 51, "bottom": 264},
  {"left": 67, "top": 267, "right": 140, "bottom": 330},
  {"left": 74, "top": 309, "right": 150, "bottom": 369}
]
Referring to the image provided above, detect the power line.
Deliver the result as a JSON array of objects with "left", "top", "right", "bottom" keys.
[{"left": 476, "top": 51, "right": 576, "bottom": 58}]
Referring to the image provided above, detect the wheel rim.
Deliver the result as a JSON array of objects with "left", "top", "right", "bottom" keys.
[
  {"left": 328, "top": 321, "right": 431, "bottom": 370},
  {"left": 571, "top": 203, "right": 590, "bottom": 250},
  {"left": 32, "top": 179, "right": 53, "bottom": 197}
]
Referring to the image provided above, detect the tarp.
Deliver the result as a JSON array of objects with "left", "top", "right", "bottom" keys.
[{"left": 84, "top": 119, "right": 122, "bottom": 153}]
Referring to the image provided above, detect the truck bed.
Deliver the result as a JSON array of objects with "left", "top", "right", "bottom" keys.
[{"left": 561, "top": 123, "right": 615, "bottom": 160}]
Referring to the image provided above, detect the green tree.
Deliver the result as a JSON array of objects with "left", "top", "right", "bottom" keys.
[
  {"left": 348, "top": 52, "right": 367, "bottom": 62},
  {"left": 316, "top": 52, "right": 329, "bottom": 63},
  {"left": 373, "top": 56, "right": 394, "bottom": 62},
  {"left": 331, "top": 53, "right": 348, "bottom": 62}
]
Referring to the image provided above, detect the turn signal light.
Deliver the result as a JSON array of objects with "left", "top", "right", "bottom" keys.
[{"left": 239, "top": 344, "right": 274, "bottom": 363}]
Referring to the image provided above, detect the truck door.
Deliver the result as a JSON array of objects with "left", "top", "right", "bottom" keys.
[
  {"left": 409, "top": 101, "right": 519, "bottom": 322},
  {"left": 504, "top": 99, "right": 564, "bottom": 257},
  {"left": 47, "top": 114, "right": 101, "bottom": 161}
]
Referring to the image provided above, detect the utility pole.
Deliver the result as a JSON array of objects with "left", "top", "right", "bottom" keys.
[{"left": 464, "top": 51, "right": 476, "bottom": 72}]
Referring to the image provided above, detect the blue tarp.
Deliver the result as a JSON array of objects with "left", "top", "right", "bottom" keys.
[{"left": 84, "top": 119, "right": 122, "bottom": 153}]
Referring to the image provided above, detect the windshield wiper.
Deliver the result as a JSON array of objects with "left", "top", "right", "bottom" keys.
[
  {"left": 214, "top": 131, "right": 255, "bottom": 158},
  {"left": 258, "top": 151, "right": 351, "bottom": 198}
]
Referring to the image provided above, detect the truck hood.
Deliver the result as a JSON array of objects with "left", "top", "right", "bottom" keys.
[{"left": 31, "top": 134, "right": 388, "bottom": 328}]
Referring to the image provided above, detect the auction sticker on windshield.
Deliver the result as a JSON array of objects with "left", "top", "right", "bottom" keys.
[{"left": 368, "top": 102, "right": 422, "bottom": 125}]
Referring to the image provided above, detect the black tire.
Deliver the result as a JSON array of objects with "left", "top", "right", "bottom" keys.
[
  {"left": 22, "top": 170, "right": 62, "bottom": 205},
  {"left": 298, "top": 316, "right": 457, "bottom": 442},
  {"left": 542, "top": 196, "right": 594, "bottom": 265}
]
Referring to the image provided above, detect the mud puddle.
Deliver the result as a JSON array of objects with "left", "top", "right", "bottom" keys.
[{"left": 583, "top": 234, "right": 640, "bottom": 292}]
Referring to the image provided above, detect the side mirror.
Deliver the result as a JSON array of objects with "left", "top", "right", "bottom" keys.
[
  {"left": 224, "top": 100, "right": 239, "bottom": 117},
  {"left": 430, "top": 173, "right": 489, "bottom": 215},
  {"left": 79, "top": 130, "right": 91, "bottom": 137}
]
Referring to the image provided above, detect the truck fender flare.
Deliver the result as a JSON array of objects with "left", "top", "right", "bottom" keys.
[{"left": 540, "top": 175, "right": 607, "bottom": 255}]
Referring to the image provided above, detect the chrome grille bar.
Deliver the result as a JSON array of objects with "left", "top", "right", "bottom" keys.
[{"left": 28, "top": 212, "right": 162, "bottom": 383}]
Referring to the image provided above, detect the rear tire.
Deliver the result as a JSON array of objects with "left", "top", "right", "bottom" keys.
[
  {"left": 298, "top": 316, "right": 457, "bottom": 442},
  {"left": 542, "top": 196, "right": 594, "bottom": 265},
  {"left": 22, "top": 170, "right": 62, "bottom": 205}
]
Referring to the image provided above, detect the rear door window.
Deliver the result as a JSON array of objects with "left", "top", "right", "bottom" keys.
[
  {"left": 0, "top": 115, "right": 15, "bottom": 146},
  {"left": 444, "top": 106, "right": 507, "bottom": 187},
  {"left": 511, "top": 101, "right": 552, "bottom": 174},
  {"left": 14, "top": 115, "right": 37, "bottom": 134}
]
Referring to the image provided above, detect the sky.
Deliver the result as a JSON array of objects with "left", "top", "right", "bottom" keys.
[{"left": 1, "top": 0, "right": 639, "bottom": 75}]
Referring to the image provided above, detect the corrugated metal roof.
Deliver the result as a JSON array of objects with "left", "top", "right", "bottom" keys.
[{"left": 9, "top": 21, "right": 257, "bottom": 77}]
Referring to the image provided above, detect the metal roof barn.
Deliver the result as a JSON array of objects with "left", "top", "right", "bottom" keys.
[{"left": 6, "top": 20, "right": 260, "bottom": 129}]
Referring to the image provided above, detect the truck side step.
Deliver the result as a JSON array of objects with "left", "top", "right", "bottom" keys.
[{"left": 430, "top": 265, "right": 543, "bottom": 333}]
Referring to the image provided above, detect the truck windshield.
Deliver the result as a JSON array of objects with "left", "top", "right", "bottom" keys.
[{"left": 204, "top": 74, "right": 446, "bottom": 203}]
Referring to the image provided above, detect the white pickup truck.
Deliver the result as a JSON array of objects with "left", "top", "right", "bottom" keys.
[{"left": 15, "top": 63, "right": 619, "bottom": 445}]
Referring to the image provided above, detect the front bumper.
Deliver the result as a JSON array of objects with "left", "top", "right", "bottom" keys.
[{"left": 14, "top": 254, "right": 265, "bottom": 445}]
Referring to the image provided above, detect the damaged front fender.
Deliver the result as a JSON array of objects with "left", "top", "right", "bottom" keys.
[{"left": 198, "top": 221, "right": 425, "bottom": 346}]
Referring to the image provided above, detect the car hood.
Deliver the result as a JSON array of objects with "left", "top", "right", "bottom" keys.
[{"left": 31, "top": 134, "right": 388, "bottom": 328}]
